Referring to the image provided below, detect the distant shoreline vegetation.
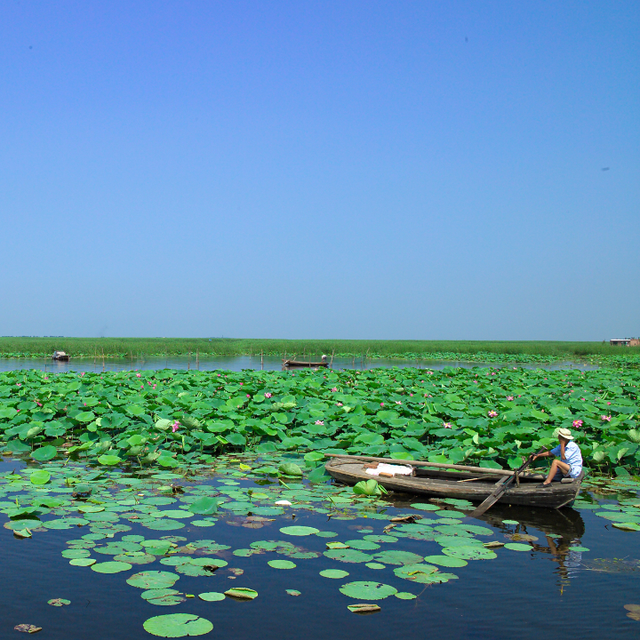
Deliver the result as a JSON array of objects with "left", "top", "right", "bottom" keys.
[{"left": 0, "top": 337, "right": 638, "bottom": 366}]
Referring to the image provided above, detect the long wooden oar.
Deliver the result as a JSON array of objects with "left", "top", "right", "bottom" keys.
[
  {"left": 325, "top": 453, "right": 523, "bottom": 478},
  {"left": 469, "top": 448, "right": 547, "bottom": 519}
]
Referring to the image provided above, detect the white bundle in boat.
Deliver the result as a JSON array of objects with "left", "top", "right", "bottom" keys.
[{"left": 365, "top": 463, "right": 415, "bottom": 478}]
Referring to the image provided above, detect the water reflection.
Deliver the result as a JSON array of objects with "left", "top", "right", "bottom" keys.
[
  {"left": 482, "top": 504, "right": 586, "bottom": 590},
  {"left": 0, "top": 355, "right": 599, "bottom": 374}
]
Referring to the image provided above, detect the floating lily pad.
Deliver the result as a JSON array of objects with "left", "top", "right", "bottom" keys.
[
  {"left": 326, "top": 542, "right": 349, "bottom": 550},
  {"left": 48, "top": 598, "right": 71, "bottom": 606},
  {"left": 339, "top": 581, "right": 397, "bottom": 600},
  {"left": 143, "top": 613, "right": 213, "bottom": 637},
  {"left": 624, "top": 604, "right": 640, "bottom": 621},
  {"left": 14, "top": 624, "right": 43, "bottom": 634},
  {"left": 410, "top": 503, "right": 440, "bottom": 511},
  {"left": 442, "top": 546, "right": 497, "bottom": 560},
  {"left": 286, "top": 589, "right": 301, "bottom": 596},
  {"left": 613, "top": 522, "right": 640, "bottom": 531},
  {"left": 142, "top": 589, "right": 182, "bottom": 601},
  {"left": 70, "top": 558, "right": 96, "bottom": 567},
  {"left": 224, "top": 588, "right": 258, "bottom": 600},
  {"left": 345, "top": 539, "right": 380, "bottom": 551},
  {"left": 145, "top": 520, "right": 185, "bottom": 531},
  {"left": 268, "top": 560, "right": 296, "bottom": 570},
  {"left": 324, "top": 549, "right": 372, "bottom": 564},
  {"left": 504, "top": 543, "right": 532, "bottom": 552},
  {"left": 423, "top": 555, "right": 468, "bottom": 568},
  {"left": 147, "top": 596, "right": 186, "bottom": 607},
  {"left": 347, "top": 603, "right": 381, "bottom": 614},
  {"left": 320, "top": 569, "right": 350, "bottom": 579},
  {"left": 279, "top": 526, "right": 319, "bottom": 536},
  {"left": 127, "top": 571, "right": 180, "bottom": 590},
  {"left": 393, "top": 563, "right": 458, "bottom": 584},
  {"left": 91, "top": 561, "right": 133, "bottom": 574},
  {"left": 198, "top": 592, "right": 225, "bottom": 602}
]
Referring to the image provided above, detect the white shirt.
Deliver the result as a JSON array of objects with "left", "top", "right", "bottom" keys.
[{"left": 551, "top": 441, "right": 582, "bottom": 478}]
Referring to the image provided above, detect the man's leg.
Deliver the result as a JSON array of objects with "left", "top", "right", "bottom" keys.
[{"left": 542, "top": 460, "right": 570, "bottom": 486}]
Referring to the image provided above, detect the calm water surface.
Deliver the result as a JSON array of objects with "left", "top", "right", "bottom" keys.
[
  {"left": 0, "top": 355, "right": 598, "bottom": 374},
  {"left": 0, "top": 457, "right": 636, "bottom": 640}
]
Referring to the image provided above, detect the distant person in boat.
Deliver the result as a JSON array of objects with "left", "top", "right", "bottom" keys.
[{"left": 533, "top": 428, "right": 583, "bottom": 487}]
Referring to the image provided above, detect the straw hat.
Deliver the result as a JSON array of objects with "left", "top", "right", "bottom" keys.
[{"left": 557, "top": 428, "right": 574, "bottom": 440}]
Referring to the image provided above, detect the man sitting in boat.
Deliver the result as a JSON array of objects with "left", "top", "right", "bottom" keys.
[{"left": 533, "top": 428, "right": 583, "bottom": 487}]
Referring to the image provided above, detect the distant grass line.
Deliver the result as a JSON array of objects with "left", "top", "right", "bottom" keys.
[{"left": 0, "top": 337, "right": 639, "bottom": 364}]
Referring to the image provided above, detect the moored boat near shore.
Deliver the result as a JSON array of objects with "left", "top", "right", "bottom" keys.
[
  {"left": 325, "top": 454, "right": 584, "bottom": 510},
  {"left": 282, "top": 358, "right": 329, "bottom": 368}
]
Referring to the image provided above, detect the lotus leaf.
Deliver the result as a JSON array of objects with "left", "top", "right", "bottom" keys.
[
  {"left": 320, "top": 569, "right": 350, "bottom": 579},
  {"left": 339, "top": 581, "right": 397, "bottom": 600},
  {"left": 127, "top": 571, "right": 180, "bottom": 589},
  {"left": 91, "top": 561, "right": 133, "bottom": 574},
  {"left": 143, "top": 613, "right": 213, "bottom": 637},
  {"left": 224, "top": 587, "right": 258, "bottom": 600}
]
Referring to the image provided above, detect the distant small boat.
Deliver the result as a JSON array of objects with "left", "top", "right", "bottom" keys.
[
  {"left": 282, "top": 355, "right": 329, "bottom": 369},
  {"left": 52, "top": 351, "right": 70, "bottom": 361},
  {"left": 325, "top": 454, "right": 584, "bottom": 510}
]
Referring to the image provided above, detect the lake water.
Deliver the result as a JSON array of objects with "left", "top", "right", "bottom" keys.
[
  {"left": 0, "top": 355, "right": 598, "bottom": 374},
  {"left": 0, "top": 455, "right": 638, "bottom": 640}
]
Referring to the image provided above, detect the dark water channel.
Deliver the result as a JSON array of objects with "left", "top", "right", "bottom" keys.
[
  {"left": 0, "top": 456, "right": 638, "bottom": 640},
  {"left": 0, "top": 355, "right": 598, "bottom": 374}
]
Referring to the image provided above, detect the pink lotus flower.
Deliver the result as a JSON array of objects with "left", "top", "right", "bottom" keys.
[
  {"left": 136, "top": 373, "right": 141, "bottom": 377},
  {"left": 443, "top": 422, "right": 453, "bottom": 429},
  {"left": 380, "top": 402, "right": 384, "bottom": 407},
  {"left": 314, "top": 420, "right": 324, "bottom": 425},
  {"left": 506, "top": 396, "right": 514, "bottom": 401},
  {"left": 607, "top": 402, "right": 611, "bottom": 405},
  {"left": 264, "top": 392, "right": 272, "bottom": 398},
  {"left": 601, "top": 415, "right": 611, "bottom": 422},
  {"left": 246, "top": 394, "right": 251, "bottom": 398},
  {"left": 395, "top": 401, "right": 402, "bottom": 405},
  {"left": 488, "top": 410, "right": 498, "bottom": 418},
  {"left": 172, "top": 421, "right": 180, "bottom": 433},
  {"left": 331, "top": 387, "right": 338, "bottom": 392},
  {"left": 572, "top": 419, "right": 583, "bottom": 428},
  {"left": 336, "top": 402, "right": 343, "bottom": 407}
]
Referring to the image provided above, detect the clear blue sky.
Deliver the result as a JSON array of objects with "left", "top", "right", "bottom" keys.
[{"left": 2, "top": 1, "right": 638, "bottom": 341}]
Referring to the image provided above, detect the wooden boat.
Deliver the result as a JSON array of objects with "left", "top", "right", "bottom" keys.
[
  {"left": 52, "top": 351, "right": 70, "bottom": 361},
  {"left": 282, "top": 359, "right": 329, "bottom": 368},
  {"left": 325, "top": 454, "right": 584, "bottom": 510}
]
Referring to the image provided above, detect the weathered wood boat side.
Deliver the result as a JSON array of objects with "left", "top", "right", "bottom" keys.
[
  {"left": 325, "top": 457, "right": 584, "bottom": 509},
  {"left": 282, "top": 359, "right": 329, "bottom": 368}
]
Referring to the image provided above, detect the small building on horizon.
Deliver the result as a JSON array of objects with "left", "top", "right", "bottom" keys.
[{"left": 610, "top": 338, "right": 640, "bottom": 347}]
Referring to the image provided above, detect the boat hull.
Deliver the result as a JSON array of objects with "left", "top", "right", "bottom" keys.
[
  {"left": 325, "top": 458, "right": 584, "bottom": 509},
  {"left": 282, "top": 360, "right": 329, "bottom": 368}
]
